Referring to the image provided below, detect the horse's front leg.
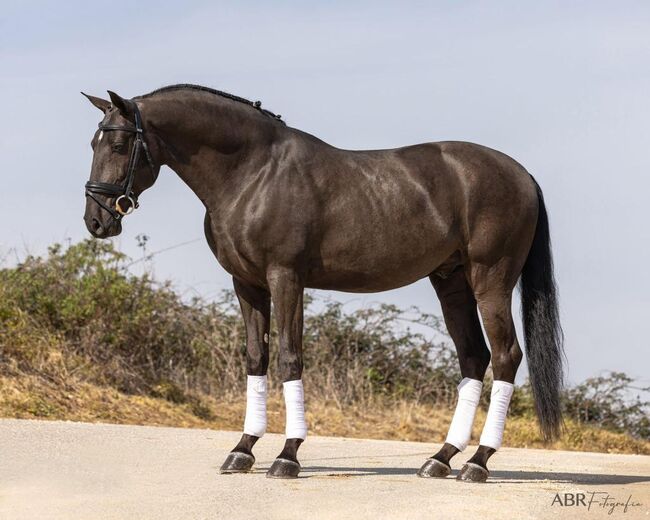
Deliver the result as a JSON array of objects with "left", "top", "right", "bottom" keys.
[
  {"left": 220, "top": 278, "right": 271, "bottom": 474},
  {"left": 266, "top": 267, "right": 307, "bottom": 479}
]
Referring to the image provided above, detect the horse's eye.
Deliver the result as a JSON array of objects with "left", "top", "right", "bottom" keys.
[{"left": 111, "top": 142, "right": 126, "bottom": 153}]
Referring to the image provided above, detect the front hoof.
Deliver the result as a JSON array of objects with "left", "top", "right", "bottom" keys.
[
  {"left": 457, "top": 462, "right": 489, "bottom": 483},
  {"left": 266, "top": 458, "right": 301, "bottom": 479},
  {"left": 417, "top": 458, "right": 451, "bottom": 478},
  {"left": 220, "top": 451, "right": 255, "bottom": 474}
]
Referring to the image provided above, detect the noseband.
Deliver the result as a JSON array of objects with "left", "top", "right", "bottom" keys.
[{"left": 85, "top": 103, "right": 156, "bottom": 221}]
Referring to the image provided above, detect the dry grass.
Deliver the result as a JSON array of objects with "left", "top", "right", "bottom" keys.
[
  {"left": 3, "top": 240, "right": 648, "bottom": 455},
  {"left": 1, "top": 374, "right": 647, "bottom": 455}
]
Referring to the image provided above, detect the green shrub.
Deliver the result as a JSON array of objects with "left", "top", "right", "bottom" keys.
[
  {"left": 0, "top": 239, "right": 457, "bottom": 406},
  {"left": 1, "top": 239, "right": 647, "bottom": 440},
  {"left": 563, "top": 372, "right": 649, "bottom": 440}
]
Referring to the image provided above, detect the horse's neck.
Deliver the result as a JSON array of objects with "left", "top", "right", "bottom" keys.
[{"left": 149, "top": 96, "right": 280, "bottom": 209}]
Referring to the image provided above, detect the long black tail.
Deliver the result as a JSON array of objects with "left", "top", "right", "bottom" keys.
[{"left": 520, "top": 177, "right": 565, "bottom": 441}]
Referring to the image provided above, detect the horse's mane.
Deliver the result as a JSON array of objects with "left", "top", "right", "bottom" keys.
[{"left": 136, "top": 83, "right": 285, "bottom": 124}]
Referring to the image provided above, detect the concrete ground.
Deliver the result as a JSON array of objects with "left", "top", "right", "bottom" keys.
[{"left": 0, "top": 419, "right": 648, "bottom": 520}]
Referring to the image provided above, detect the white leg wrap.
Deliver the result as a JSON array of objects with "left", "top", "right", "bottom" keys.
[
  {"left": 283, "top": 379, "right": 307, "bottom": 440},
  {"left": 445, "top": 378, "right": 483, "bottom": 451},
  {"left": 243, "top": 375, "right": 267, "bottom": 437},
  {"left": 479, "top": 380, "right": 514, "bottom": 450}
]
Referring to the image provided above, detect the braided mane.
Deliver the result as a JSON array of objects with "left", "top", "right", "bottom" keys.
[{"left": 137, "top": 83, "right": 285, "bottom": 124}]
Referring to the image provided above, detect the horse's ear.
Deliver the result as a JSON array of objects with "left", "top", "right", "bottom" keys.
[
  {"left": 107, "top": 90, "right": 135, "bottom": 121},
  {"left": 81, "top": 92, "right": 110, "bottom": 113}
]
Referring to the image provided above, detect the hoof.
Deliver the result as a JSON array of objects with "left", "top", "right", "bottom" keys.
[
  {"left": 266, "top": 458, "right": 301, "bottom": 479},
  {"left": 457, "top": 462, "right": 489, "bottom": 483},
  {"left": 417, "top": 458, "right": 451, "bottom": 478},
  {"left": 220, "top": 451, "right": 255, "bottom": 474}
]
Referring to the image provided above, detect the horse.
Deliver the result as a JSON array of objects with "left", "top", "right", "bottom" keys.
[{"left": 81, "top": 84, "right": 563, "bottom": 482}]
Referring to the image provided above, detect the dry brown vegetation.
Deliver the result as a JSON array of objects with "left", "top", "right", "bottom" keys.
[
  {"left": 0, "top": 240, "right": 648, "bottom": 455},
  {"left": 1, "top": 375, "right": 646, "bottom": 455}
]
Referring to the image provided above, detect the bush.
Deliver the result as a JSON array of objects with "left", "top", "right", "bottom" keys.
[
  {"left": 0, "top": 240, "right": 245, "bottom": 396},
  {"left": 0, "top": 239, "right": 459, "bottom": 407},
  {"left": 1, "top": 239, "right": 647, "bottom": 441},
  {"left": 563, "top": 372, "right": 650, "bottom": 440}
]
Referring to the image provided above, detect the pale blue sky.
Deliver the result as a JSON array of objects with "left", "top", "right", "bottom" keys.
[{"left": 1, "top": 1, "right": 649, "bottom": 387}]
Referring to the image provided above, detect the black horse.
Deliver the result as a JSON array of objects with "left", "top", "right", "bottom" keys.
[{"left": 82, "top": 84, "right": 563, "bottom": 482}]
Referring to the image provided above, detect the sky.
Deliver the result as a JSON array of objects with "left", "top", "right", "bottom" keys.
[{"left": 1, "top": 1, "right": 649, "bottom": 388}]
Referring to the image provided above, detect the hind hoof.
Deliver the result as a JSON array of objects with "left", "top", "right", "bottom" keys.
[
  {"left": 457, "top": 462, "right": 489, "bottom": 483},
  {"left": 220, "top": 451, "right": 255, "bottom": 474},
  {"left": 417, "top": 458, "right": 451, "bottom": 478},
  {"left": 266, "top": 458, "right": 300, "bottom": 479}
]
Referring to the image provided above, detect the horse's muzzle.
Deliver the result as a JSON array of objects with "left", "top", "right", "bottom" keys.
[{"left": 85, "top": 214, "right": 122, "bottom": 238}]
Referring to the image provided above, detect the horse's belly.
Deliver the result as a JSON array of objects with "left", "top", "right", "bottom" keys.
[
  {"left": 305, "top": 230, "right": 457, "bottom": 292},
  {"left": 306, "top": 269, "right": 434, "bottom": 293}
]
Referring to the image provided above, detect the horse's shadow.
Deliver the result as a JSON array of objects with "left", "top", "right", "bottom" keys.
[{"left": 296, "top": 466, "right": 650, "bottom": 485}]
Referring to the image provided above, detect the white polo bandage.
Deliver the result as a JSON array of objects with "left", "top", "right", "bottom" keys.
[
  {"left": 445, "top": 378, "right": 483, "bottom": 451},
  {"left": 283, "top": 379, "right": 307, "bottom": 440},
  {"left": 479, "top": 380, "right": 514, "bottom": 450},
  {"left": 243, "top": 375, "right": 267, "bottom": 437}
]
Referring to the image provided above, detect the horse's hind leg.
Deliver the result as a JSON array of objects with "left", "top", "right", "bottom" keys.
[
  {"left": 220, "top": 278, "right": 271, "bottom": 474},
  {"left": 418, "top": 267, "right": 491, "bottom": 478},
  {"left": 457, "top": 262, "right": 523, "bottom": 483}
]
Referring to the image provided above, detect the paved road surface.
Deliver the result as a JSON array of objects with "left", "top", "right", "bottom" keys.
[{"left": 0, "top": 419, "right": 648, "bottom": 519}]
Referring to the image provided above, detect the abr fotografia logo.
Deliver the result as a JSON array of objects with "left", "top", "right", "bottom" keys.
[{"left": 551, "top": 492, "right": 643, "bottom": 514}]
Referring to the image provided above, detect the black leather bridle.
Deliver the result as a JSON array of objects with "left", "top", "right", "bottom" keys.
[{"left": 85, "top": 102, "right": 156, "bottom": 220}]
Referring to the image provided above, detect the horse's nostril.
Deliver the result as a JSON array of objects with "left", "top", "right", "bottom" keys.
[{"left": 91, "top": 218, "right": 104, "bottom": 235}]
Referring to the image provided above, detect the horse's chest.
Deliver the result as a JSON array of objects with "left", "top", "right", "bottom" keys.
[{"left": 205, "top": 215, "right": 267, "bottom": 283}]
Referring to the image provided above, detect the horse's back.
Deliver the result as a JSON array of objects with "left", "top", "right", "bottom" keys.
[
  {"left": 285, "top": 138, "right": 536, "bottom": 291},
  {"left": 215, "top": 132, "right": 539, "bottom": 293}
]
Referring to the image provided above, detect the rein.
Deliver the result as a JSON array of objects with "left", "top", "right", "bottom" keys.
[{"left": 84, "top": 102, "right": 156, "bottom": 220}]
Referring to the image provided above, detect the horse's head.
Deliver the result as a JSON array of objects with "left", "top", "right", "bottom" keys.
[{"left": 82, "top": 91, "right": 160, "bottom": 238}]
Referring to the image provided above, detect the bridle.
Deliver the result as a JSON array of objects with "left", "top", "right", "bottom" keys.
[{"left": 85, "top": 102, "right": 156, "bottom": 220}]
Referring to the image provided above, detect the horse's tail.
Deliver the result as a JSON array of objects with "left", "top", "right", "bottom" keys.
[{"left": 520, "top": 177, "right": 565, "bottom": 441}]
